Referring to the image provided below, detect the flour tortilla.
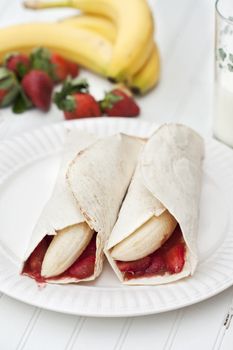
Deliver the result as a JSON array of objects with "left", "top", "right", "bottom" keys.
[
  {"left": 23, "top": 131, "right": 142, "bottom": 284},
  {"left": 105, "top": 124, "right": 204, "bottom": 285},
  {"left": 66, "top": 133, "right": 143, "bottom": 282},
  {"left": 22, "top": 129, "right": 97, "bottom": 282}
]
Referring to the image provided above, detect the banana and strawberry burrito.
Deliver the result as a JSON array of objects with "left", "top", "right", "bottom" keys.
[
  {"left": 22, "top": 130, "right": 142, "bottom": 284},
  {"left": 105, "top": 124, "right": 204, "bottom": 285}
]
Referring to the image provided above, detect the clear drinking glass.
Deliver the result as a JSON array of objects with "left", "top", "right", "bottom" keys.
[{"left": 214, "top": 0, "right": 233, "bottom": 147}]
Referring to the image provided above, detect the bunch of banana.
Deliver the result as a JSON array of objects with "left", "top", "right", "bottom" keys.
[
  {"left": 59, "top": 13, "right": 160, "bottom": 93},
  {"left": 0, "top": 0, "right": 160, "bottom": 94}
]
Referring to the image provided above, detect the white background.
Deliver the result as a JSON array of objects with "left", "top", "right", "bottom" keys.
[{"left": 0, "top": 0, "right": 233, "bottom": 349}]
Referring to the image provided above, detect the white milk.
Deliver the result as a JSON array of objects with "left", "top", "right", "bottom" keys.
[{"left": 214, "top": 72, "right": 233, "bottom": 147}]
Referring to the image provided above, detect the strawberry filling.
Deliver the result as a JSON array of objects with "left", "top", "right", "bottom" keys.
[
  {"left": 116, "top": 225, "right": 186, "bottom": 280},
  {"left": 23, "top": 233, "right": 96, "bottom": 283}
]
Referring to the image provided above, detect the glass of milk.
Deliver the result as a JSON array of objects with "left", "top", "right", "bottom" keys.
[{"left": 214, "top": 0, "right": 233, "bottom": 147}]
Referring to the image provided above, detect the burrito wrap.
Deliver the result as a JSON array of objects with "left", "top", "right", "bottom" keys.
[
  {"left": 105, "top": 124, "right": 204, "bottom": 285},
  {"left": 67, "top": 134, "right": 143, "bottom": 280},
  {"left": 23, "top": 131, "right": 142, "bottom": 283},
  {"left": 24, "top": 129, "right": 97, "bottom": 262}
]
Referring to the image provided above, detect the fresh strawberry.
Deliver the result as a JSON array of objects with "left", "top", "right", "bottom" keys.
[
  {"left": 51, "top": 53, "right": 79, "bottom": 82},
  {"left": 0, "top": 67, "right": 20, "bottom": 107},
  {"left": 116, "top": 256, "right": 151, "bottom": 273},
  {"left": 64, "top": 93, "right": 101, "bottom": 119},
  {"left": 100, "top": 88, "right": 140, "bottom": 117},
  {"left": 68, "top": 255, "right": 95, "bottom": 279},
  {"left": 5, "top": 53, "right": 30, "bottom": 78},
  {"left": 54, "top": 77, "right": 101, "bottom": 119},
  {"left": 165, "top": 243, "right": 185, "bottom": 274},
  {"left": 146, "top": 252, "right": 166, "bottom": 274},
  {"left": 22, "top": 70, "right": 53, "bottom": 111},
  {"left": 29, "top": 47, "right": 56, "bottom": 81}
]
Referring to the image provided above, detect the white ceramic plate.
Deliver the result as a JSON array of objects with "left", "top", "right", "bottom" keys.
[{"left": 0, "top": 118, "right": 233, "bottom": 317}]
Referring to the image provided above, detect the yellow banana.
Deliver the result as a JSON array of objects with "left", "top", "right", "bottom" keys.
[
  {"left": 60, "top": 14, "right": 117, "bottom": 43},
  {"left": 24, "top": 0, "right": 155, "bottom": 81},
  {"left": 60, "top": 14, "right": 160, "bottom": 94},
  {"left": 0, "top": 23, "right": 112, "bottom": 75},
  {"left": 130, "top": 43, "right": 160, "bottom": 94},
  {"left": 41, "top": 223, "right": 94, "bottom": 278},
  {"left": 111, "top": 211, "right": 177, "bottom": 262}
]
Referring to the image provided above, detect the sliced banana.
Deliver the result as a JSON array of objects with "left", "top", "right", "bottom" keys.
[
  {"left": 111, "top": 211, "right": 177, "bottom": 262},
  {"left": 41, "top": 223, "right": 94, "bottom": 278}
]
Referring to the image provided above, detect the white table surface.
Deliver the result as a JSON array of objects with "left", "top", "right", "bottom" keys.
[{"left": 1, "top": 0, "right": 233, "bottom": 349}]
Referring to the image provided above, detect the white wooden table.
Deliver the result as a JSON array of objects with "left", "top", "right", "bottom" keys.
[{"left": 1, "top": 0, "right": 233, "bottom": 349}]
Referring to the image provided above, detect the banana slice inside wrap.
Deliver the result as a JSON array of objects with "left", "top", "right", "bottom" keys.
[
  {"left": 111, "top": 211, "right": 177, "bottom": 262},
  {"left": 41, "top": 223, "right": 94, "bottom": 278}
]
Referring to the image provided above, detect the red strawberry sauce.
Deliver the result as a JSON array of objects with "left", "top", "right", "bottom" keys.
[
  {"left": 22, "top": 233, "right": 96, "bottom": 283},
  {"left": 116, "top": 225, "right": 186, "bottom": 280}
]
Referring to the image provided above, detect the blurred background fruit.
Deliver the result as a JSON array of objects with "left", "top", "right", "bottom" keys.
[{"left": 0, "top": 0, "right": 160, "bottom": 95}]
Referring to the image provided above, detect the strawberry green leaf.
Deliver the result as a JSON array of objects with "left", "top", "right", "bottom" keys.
[
  {"left": 53, "top": 77, "right": 89, "bottom": 110},
  {"left": 0, "top": 67, "right": 15, "bottom": 84},
  {"left": 61, "top": 95, "right": 76, "bottom": 112},
  {"left": 0, "top": 76, "right": 13, "bottom": 90},
  {"left": 17, "top": 62, "right": 29, "bottom": 79},
  {"left": 12, "top": 89, "right": 33, "bottom": 114},
  {"left": 54, "top": 92, "right": 76, "bottom": 112},
  {"left": 30, "top": 47, "right": 56, "bottom": 80},
  {"left": 1, "top": 88, "right": 19, "bottom": 107},
  {"left": 100, "top": 91, "right": 122, "bottom": 111},
  {"left": 0, "top": 68, "right": 20, "bottom": 107},
  {"left": 70, "top": 77, "right": 89, "bottom": 92}
]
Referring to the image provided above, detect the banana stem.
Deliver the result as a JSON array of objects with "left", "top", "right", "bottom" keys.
[{"left": 24, "top": 0, "right": 73, "bottom": 9}]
